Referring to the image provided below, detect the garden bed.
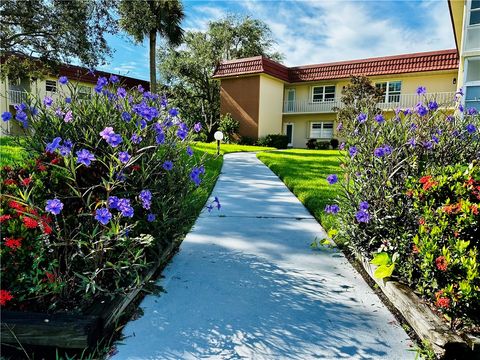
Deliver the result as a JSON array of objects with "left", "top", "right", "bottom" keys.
[
  {"left": 354, "top": 249, "right": 480, "bottom": 359},
  {"left": 1, "top": 236, "right": 182, "bottom": 350}
]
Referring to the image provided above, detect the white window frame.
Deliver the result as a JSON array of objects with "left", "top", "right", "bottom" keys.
[
  {"left": 311, "top": 85, "right": 335, "bottom": 103},
  {"left": 463, "top": 56, "right": 480, "bottom": 111},
  {"left": 309, "top": 121, "right": 334, "bottom": 139},
  {"left": 468, "top": 0, "right": 480, "bottom": 26},
  {"left": 375, "top": 81, "right": 402, "bottom": 103},
  {"left": 45, "top": 80, "right": 57, "bottom": 93}
]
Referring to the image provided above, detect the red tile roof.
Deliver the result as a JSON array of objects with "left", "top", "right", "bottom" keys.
[{"left": 212, "top": 49, "right": 459, "bottom": 83}]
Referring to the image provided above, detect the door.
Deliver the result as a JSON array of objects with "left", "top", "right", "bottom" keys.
[
  {"left": 284, "top": 123, "right": 294, "bottom": 147},
  {"left": 287, "top": 89, "right": 296, "bottom": 112}
]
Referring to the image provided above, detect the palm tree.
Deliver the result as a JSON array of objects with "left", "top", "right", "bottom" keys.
[{"left": 118, "top": 0, "right": 184, "bottom": 93}]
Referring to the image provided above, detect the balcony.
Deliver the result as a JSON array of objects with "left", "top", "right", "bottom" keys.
[{"left": 283, "top": 92, "right": 456, "bottom": 114}]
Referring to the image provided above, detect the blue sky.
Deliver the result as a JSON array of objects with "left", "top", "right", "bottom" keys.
[{"left": 97, "top": 0, "right": 455, "bottom": 81}]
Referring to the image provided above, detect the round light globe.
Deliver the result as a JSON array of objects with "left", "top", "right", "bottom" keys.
[{"left": 214, "top": 131, "right": 224, "bottom": 141}]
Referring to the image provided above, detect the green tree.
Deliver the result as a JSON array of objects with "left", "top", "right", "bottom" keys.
[
  {"left": 0, "top": 0, "right": 117, "bottom": 77},
  {"left": 158, "top": 15, "right": 282, "bottom": 139},
  {"left": 118, "top": 0, "right": 184, "bottom": 93}
]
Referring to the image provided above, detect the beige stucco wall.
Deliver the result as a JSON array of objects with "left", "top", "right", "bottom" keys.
[
  {"left": 258, "top": 74, "right": 284, "bottom": 137},
  {"left": 282, "top": 113, "right": 338, "bottom": 149}
]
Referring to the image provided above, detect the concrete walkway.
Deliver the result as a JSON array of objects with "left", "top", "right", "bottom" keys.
[{"left": 113, "top": 152, "right": 415, "bottom": 360}]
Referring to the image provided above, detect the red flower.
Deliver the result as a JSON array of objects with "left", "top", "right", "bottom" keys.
[
  {"left": 40, "top": 220, "right": 52, "bottom": 235},
  {"left": 0, "top": 290, "right": 13, "bottom": 306},
  {"left": 37, "top": 164, "right": 47, "bottom": 172},
  {"left": 0, "top": 215, "right": 12, "bottom": 223},
  {"left": 419, "top": 176, "right": 432, "bottom": 184},
  {"left": 3, "top": 179, "right": 17, "bottom": 186},
  {"left": 131, "top": 165, "right": 141, "bottom": 171},
  {"left": 45, "top": 271, "right": 56, "bottom": 283},
  {"left": 9, "top": 201, "right": 25, "bottom": 212},
  {"left": 4, "top": 237, "right": 22, "bottom": 250},
  {"left": 50, "top": 158, "right": 60, "bottom": 165},
  {"left": 436, "top": 296, "right": 450, "bottom": 309},
  {"left": 471, "top": 205, "right": 479, "bottom": 215},
  {"left": 419, "top": 218, "right": 426, "bottom": 225},
  {"left": 435, "top": 256, "right": 448, "bottom": 271},
  {"left": 22, "top": 216, "right": 38, "bottom": 229},
  {"left": 405, "top": 189, "right": 414, "bottom": 198},
  {"left": 412, "top": 244, "right": 420, "bottom": 254},
  {"left": 21, "top": 177, "right": 32, "bottom": 186}
]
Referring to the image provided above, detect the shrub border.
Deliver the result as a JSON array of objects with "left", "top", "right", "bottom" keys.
[{"left": 353, "top": 249, "right": 480, "bottom": 358}]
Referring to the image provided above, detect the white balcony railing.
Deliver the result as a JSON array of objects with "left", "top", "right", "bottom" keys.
[
  {"left": 9, "top": 89, "right": 29, "bottom": 104},
  {"left": 283, "top": 92, "right": 456, "bottom": 114}
]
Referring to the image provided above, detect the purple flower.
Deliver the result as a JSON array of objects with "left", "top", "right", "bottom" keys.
[
  {"left": 432, "top": 135, "right": 439, "bottom": 144},
  {"left": 163, "top": 160, "right": 173, "bottom": 171},
  {"left": 95, "top": 208, "right": 112, "bottom": 225},
  {"left": 357, "top": 113, "right": 367, "bottom": 123},
  {"left": 46, "top": 137, "right": 62, "bottom": 153},
  {"left": 121, "top": 111, "right": 131, "bottom": 122},
  {"left": 349, "top": 146, "right": 358, "bottom": 157},
  {"left": 119, "top": 151, "right": 131, "bottom": 164},
  {"left": 324, "top": 204, "right": 340, "bottom": 214},
  {"left": 169, "top": 108, "right": 179, "bottom": 117},
  {"left": 374, "top": 114, "right": 385, "bottom": 124},
  {"left": 468, "top": 107, "right": 478, "bottom": 116},
  {"left": 64, "top": 110, "right": 73, "bottom": 123},
  {"left": 374, "top": 147, "right": 385, "bottom": 157},
  {"left": 2, "top": 111, "right": 12, "bottom": 121},
  {"left": 423, "top": 141, "right": 434, "bottom": 150},
  {"left": 43, "top": 96, "right": 53, "bottom": 107},
  {"left": 108, "top": 196, "right": 119, "bottom": 209},
  {"left": 467, "top": 124, "right": 477, "bottom": 134},
  {"left": 137, "top": 85, "right": 144, "bottom": 93},
  {"left": 177, "top": 123, "right": 188, "bottom": 140},
  {"left": 415, "top": 103, "right": 428, "bottom": 117},
  {"left": 446, "top": 115, "right": 454, "bottom": 122},
  {"left": 59, "top": 140, "right": 73, "bottom": 156},
  {"left": 194, "top": 122, "right": 202, "bottom": 133},
  {"left": 336, "top": 122, "right": 343, "bottom": 131},
  {"left": 97, "top": 76, "right": 108, "bottom": 88},
  {"left": 131, "top": 133, "right": 142, "bottom": 144},
  {"left": 456, "top": 88, "right": 464, "bottom": 96},
  {"left": 76, "top": 149, "right": 95, "bottom": 166},
  {"left": 356, "top": 210, "right": 371, "bottom": 223},
  {"left": 117, "top": 87, "right": 127, "bottom": 98},
  {"left": 403, "top": 108, "right": 413, "bottom": 116},
  {"left": 186, "top": 146, "right": 194, "bottom": 156},
  {"left": 109, "top": 74, "right": 119, "bottom": 83},
  {"left": 327, "top": 174, "right": 338, "bottom": 185},
  {"left": 428, "top": 101, "right": 438, "bottom": 111},
  {"left": 45, "top": 198, "right": 64, "bottom": 215},
  {"left": 106, "top": 133, "right": 123, "bottom": 147},
  {"left": 459, "top": 104, "right": 464, "bottom": 112},
  {"left": 117, "top": 198, "right": 134, "bottom": 218},
  {"left": 139, "top": 190, "right": 152, "bottom": 210},
  {"left": 65, "top": 97, "right": 72, "bottom": 104},
  {"left": 147, "top": 213, "right": 156, "bottom": 222},
  {"left": 156, "top": 132, "right": 165, "bottom": 144},
  {"left": 190, "top": 167, "right": 203, "bottom": 186},
  {"left": 214, "top": 196, "right": 221, "bottom": 210},
  {"left": 59, "top": 76, "right": 68, "bottom": 85},
  {"left": 416, "top": 86, "right": 427, "bottom": 95},
  {"left": 407, "top": 138, "right": 416, "bottom": 147},
  {"left": 359, "top": 201, "right": 369, "bottom": 211},
  {"left": 339, "top": 142, "right": 345, "bottom": 150},
  {"left": 100, "top": 127, "right": 114, "bottom": 140},
  {"left": 15, "top": 111, "right": 28, "bottom": 127}
]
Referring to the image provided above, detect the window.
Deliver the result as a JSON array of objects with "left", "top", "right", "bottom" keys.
[
  {"left": 465, "top": 86, "right": 480, "bottom": 111},
  {"left": 310, "top": 122, "right": 334, "bottom": 139},
  {"left": 375, "top": 81, "right": 401, "bottom": 103},
  {"left": 464, "top": 58, "right": 480, "bottom": 111},
  {"left": 78, "top": 85, "right": 91, "bottom": 100},
  {"left": 312, "top": 85, "right": 335, "bottom": 102},
  {"left": 46, "top": 80, "right": 57, "bottom": 93},
  {"left": 469, "top": 0, "right": 480, "bottom": 25}
]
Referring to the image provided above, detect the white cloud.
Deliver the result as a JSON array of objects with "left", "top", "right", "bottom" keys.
[{"left": 237, "top": 0, "right": 455, "bottom": 66}]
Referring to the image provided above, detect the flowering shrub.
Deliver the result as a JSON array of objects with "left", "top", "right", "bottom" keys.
[
  {"left": 407, "top": 164, "right": 479, "bottom": 322},
  {"left": 1, "top": 76, "right": 213, "bottom": 312},
  {"left": 328, "top": 77, "right": 480, "bottom": 323}
]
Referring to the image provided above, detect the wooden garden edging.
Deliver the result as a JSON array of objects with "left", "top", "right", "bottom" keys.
[
  {"left": 353, "top": 249, "right": 479, "bottom": 358},
  {"left": 1, "top": 238, "right": 182, "bottom": 350}
]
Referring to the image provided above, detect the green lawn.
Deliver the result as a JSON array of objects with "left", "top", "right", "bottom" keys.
[
  {"left": 0, "top": 137, "right": 27, "bottom": 166},
  {"left": 192, "top": 142, "right": 275, "bottom": 155},
  {"left": 257, "top": 149, "right": 342, "bottom": 231}
]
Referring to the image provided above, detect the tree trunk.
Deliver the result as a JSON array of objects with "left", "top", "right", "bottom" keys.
[{"left": 149, "top": 29, "right": 157, "bottom": 93}]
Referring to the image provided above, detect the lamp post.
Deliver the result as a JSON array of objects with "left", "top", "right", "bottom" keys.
[{"left": 214, "top": 131, "right": 224, "bottom": 155}]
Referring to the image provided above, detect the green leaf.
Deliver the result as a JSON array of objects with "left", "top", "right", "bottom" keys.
[
  {"left": 370, "top": 252, "right": 390, "bottom": 266},
  {"left": 374, "top": 264, "right": 395, "bottom": 279}
]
